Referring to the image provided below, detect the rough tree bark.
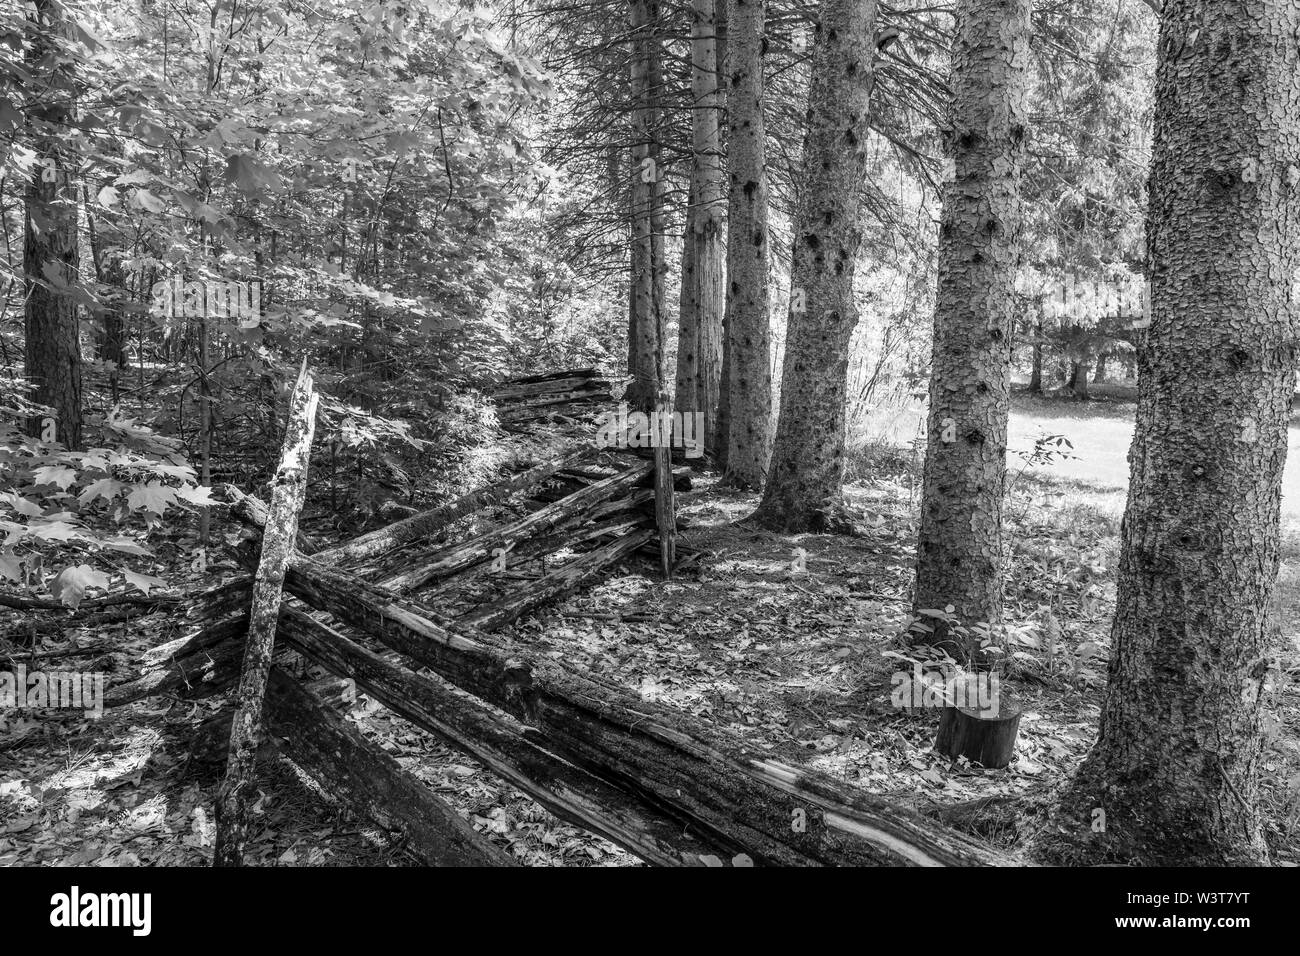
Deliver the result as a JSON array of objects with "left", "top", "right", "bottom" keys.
[
  {"left": 676, "top": 0, "right": 726, "bottom": 452},
  {"left": 627, "top": 0, "right": 668, "bottom": 412},
  {"left": 213, "top": 363, "right": 319, "bottom": 866},
  {"left": 1056, "top": 0, "right": 1300, "bottom": 866},
  {"left": 719, "top": 0, "right": 772, "bottom": 488},
  {"left": 675, "top": 184, "right": 700, "bottom": 419},
  {"left": 913, "top": 0, "right": 1031, "bottom": 657},
  {"left": 23, "top": 0, "right": 82, "bottom": 450},
  {"left": 750, "top": 0, "right": 877, "bottom": 527}
]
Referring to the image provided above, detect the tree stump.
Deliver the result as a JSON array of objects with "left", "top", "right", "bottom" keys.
[{"left": 934, "top": 693, "right": 1022, "bottom": 770}]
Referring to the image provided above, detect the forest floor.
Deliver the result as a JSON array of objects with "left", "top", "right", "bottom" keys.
[{"left": 4, "top": 392, "right": 1300, "bottom": 866}]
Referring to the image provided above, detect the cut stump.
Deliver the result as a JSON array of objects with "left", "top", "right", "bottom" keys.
[{"left": 934, "top": 695, "right": 1022, "bottom": 770}]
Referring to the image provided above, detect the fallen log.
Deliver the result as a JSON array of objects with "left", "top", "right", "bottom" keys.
[
  {"left": 185, "top": 577, "right": 257, "bottom": 625},
  {"left": 313, "top": 447, "right": 594, "bottom": 568},
  {"left": 105, "top": 616, "right": 249, "bottom": 708},
  {"left": 216, "top": 360, "right": 320, "bottom": 868},
  {"left": 459, "top": 526, "right": 655, "bottom": 631},
  {"left": 0, "top": 590, "right": 182, "bottom": 612},
  {"left": 492, "top": 373, "right": 615, "bottom": 400},
  {"left": 281, "top": 556, "right": 1016, "bottom": 867},
  {"left": 589, "top": 487, "right": 655, "bottom": 521},
  {"left": 495, "top": 367, "right": 603, "bottom": 388},
  {"left": 1, "top": 601, "right": 163, "bottom": 643},
  {"left": 122, "top": 603, "right": 730, "bottom": 866},
  {"left": 468, "top": 511, "right": 650, "bottom": 573},
  {"left": 351, "top": 486, "right": 654, "bottom": 586},
  {"left": 380, "top": 460, "right": 653, "bottom": 593},
  {"left": 216, "top": 483, "right": 324, "bottom": 555},
  {"left": 496, "top": 389, "right": 615, "bottom": 416},
  {"left": 262, "top": 668, "right": 514, "bottom": 867},
  {"left": 275, "top": 608, "right": 733, "bottom": 865}
]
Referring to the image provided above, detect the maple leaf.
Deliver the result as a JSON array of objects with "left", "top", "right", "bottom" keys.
[
  {"left": 31, "top": 465, "right": 77, "bottom": 490},
  {"left": 27, "top": 520, "right": 81, "bottom": 543},
  {"left": 152, "top": 463, "right": 197, "bottom": 481},
  {"left": 0, "top": 493, "right": 42, "bottom": 517},
  {"left": 0, "top": 553, "right": 22, "bottom": 583},
  {"left": 126, "top": 481, "right": 177, "bottom": 515},
  {"left": 78, "top": 477, "right": 126, "bottom": 505},
  {"left": 131, "top": 188, "right": 166, "bottom": 213},
  {"left": 124, "top": 570, "right": 166, "bottom": 596},
  {"left": 50, "top": 564, "right": 111, "bottom": 609},
  {"left": 174, "top": 484, "right": 217, "bottom": 506}
]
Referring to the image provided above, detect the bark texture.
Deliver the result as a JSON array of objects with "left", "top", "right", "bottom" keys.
[
  {"left": 751, "top": 0, "right": 877, "bottom": 527},
  {"left": 1064, "top": 0, "right": 1300, "bottom": 865},
  {"left": 675, "top": 185, "right": 700, "bottom": 417},
  {"left": 680, "top": 0, "right": 726, "bottom": 453},
  {"left": 913, "top": 0, "right": 1031, "bottom": 651},
  {"left": 720, "top": 0, "right": 772, "bottom": 488},
  {"left": 627, "top": 0, "right": 668, "bottom": 411},
  {"left": 23, "top": 0, "right": 82, "bottom": 450},
  {"left": 214, "top": 364, "right": 319, "bottom": 866}
]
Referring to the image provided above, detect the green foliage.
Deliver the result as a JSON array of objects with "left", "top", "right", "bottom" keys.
[
  {"left": 0, "top": 390, "right": 209, "bottom": 605},
  {"left": 2, "top": 0, "right": 599, "bottom": 589}
]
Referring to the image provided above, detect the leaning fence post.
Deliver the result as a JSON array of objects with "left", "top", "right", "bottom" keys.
[
  {"left": 214, "top": 359, "right": 319, "bottom": 866},
  {"left": 653, "top": 390, "right": 676, "bottom": 579}
]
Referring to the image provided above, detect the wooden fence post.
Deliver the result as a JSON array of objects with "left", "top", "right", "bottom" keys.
[
  {"left": 653, "top": 390, "right": 676, "bottom": 578},
  {"left": 214, "top": 360, "right": 319, "bottom": 866}
]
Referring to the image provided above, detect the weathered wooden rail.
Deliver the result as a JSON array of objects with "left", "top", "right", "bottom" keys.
[{"left": 106, "top": 366, "right": 1016, "bottom": 868}]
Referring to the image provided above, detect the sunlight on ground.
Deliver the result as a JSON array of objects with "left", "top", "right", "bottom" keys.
[{"left": 861, "top": 394, "right": 1300, "bottom": 529}]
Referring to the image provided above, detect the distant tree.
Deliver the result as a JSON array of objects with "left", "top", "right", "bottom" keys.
[
  {"left": 720, "top": 0, "right": 772, "bottom": 486},
  {"left": 751, "top": 0, "right": 877, "bottom": 528},
  {"left": 1018, "top": 0, "right": 1153, "bottom": 399}
]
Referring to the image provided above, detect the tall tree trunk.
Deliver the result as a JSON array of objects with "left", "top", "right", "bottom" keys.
[
  {"left": 718, "top": 0, "right": 772, "bottom": 487},
  {"left": 692, "top": 0, "right": 726, "bottom": 455},
  {"left": 23, "top": 0, "right": 82, "bottom": 450},
  {"left": 750, "top": 0, "right": 877, "bottom": 526},
  {"left": 627, "top": 0, "right": 667, "bottom": 412},
  {"left": 1059, "top": 0, "right": 1300, "bottom": 866},
  {"left": 675, "top": 0, "right": 727, "bottom": 458},
  {"left": 713, "top": 0, "right": 731, "bottom": 470},
  {"left": 675, "top": 183, "right": 700, "bottom": 416},
  {"left": 912, "top": 0, "right": 1030, "bottom": 656}
]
